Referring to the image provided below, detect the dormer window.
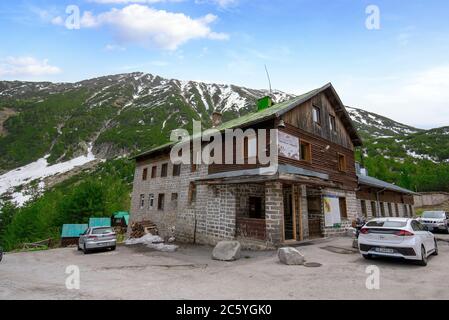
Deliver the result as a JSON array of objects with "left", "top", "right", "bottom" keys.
[{"left": 313, "top": 106, "right": 321, "bottom": 125}]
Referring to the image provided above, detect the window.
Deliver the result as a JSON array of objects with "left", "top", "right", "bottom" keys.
[
  {"left": 149, "top": 194, "right": 154, "bottom": 209},
  {"left": 157, "top": 194, "right": 165, "bottom": 211},
  {"left": 139, "top": 194, "right": 145, "bottom": 209},
  {"left": 361, "top": 200, "right": 367, "bottom": 217},
  {"left": 380, "top": 202, "right": 385, "bottom": 217},
  {"left": 172, "top": 164, "right": 181, "bottom": 177},
  {"left": 171, "top": 193, "right": 178, "bottom": 209},
  {"left": 249, "top": 197, "right": 264, "bottom": 219},
  {"left": 300, "top": 140, "right": 312, "bottom": 162},
  {"left": 395, "top": 203, "right": 399, "bottom": 217},
  {"left": 188, "top": 182, "right": 197, "bottom": 204},
  {"left": 151, "top": 166, "right": 157, "bottom": 179},
  {"left": 387, "top": 203, "right": 392, "bottom": 217},
  {"left": 338, "top": 153, "right": 347, "bottom": 172},
  {"left": 142, "top": 168, "right": 148, "bottom": 181},
  {"left": 329, "top": 115, "right": 336, "bottom": 132},
  {"left": 312, "top": 106, "right": 321, "bottom": 125},
  {"left": 161, "top": 163, "right": 168, "bottom": 177},
  {"left": 409, "top": 205, "right": 413, "bottom": 217},
  {"left": 247, "top": 136, "right": 257, "bottom": 159},
  {"left": 371, "top": 201, "right": 377, "bottom": 217},
  {"left": 403, "top": 204, "right": 408, "bottom": 217},
  {"left": 339, "top": 198, "right": 347, "bottom": 219}
]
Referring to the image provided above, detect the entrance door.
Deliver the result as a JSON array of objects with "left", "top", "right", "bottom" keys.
[
  {"left": 307, "top": 195, "right": 323, "bottom": 238},
  {"left": 283, "top": 186, "right": 295, "bottom": 241}
]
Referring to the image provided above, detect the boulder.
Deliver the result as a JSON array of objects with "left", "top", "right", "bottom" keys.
[
  {"left": 278, "top": 247, "right": 305, "bottom": 265},
  {"left": 212, "top": 241, "right": 241, "bottom": 261}
]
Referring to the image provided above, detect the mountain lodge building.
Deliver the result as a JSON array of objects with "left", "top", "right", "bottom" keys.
[{"left": 129, "top": 83, "right": 415, "bottom": 247}]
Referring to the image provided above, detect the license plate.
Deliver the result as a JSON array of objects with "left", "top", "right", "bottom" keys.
[{"left": 375, "top": 247, "right": 394, "bottom": 254}]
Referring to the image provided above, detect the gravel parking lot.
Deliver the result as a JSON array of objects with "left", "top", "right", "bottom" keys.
[{"left": 1, "top": 235, "right": 449, "bottom": 300}]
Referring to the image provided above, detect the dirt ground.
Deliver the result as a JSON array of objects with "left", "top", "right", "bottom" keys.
[{"left": 1, "top": 235, "right": 449, "bottom": 300}]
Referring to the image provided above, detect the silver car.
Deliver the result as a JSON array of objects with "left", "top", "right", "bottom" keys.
[
  {"left": 78, "top": 227, "right": 117, "bottom": 254},
  {"left": 417, "top": 211, "right": 449, "bottom": 233}
]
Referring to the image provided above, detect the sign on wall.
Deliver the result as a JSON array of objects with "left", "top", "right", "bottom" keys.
[
  {"left": 323, "top": 196, "right": 341, "bottom": 227},
  {"left": 278, "top": 131, "right": 300, "bottom": 160}
]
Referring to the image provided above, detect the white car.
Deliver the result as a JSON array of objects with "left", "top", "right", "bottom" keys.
[
  {"left": 417, "top": 211, "right": 449, "bottom": 233},
  {"left": 358, "top": 218, "right": 438, "bottom": 266}
]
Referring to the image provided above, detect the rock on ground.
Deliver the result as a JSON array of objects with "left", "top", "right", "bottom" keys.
[
  {"left": 212, "top": 241, "right": 241, "bottom": 261},
  {"left": 278, "top": 247, "right": 305, "bottom": 265}
]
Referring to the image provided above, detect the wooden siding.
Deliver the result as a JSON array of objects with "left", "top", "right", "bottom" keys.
[
  {"left": 279, "top": 124, "right": 358, "bottom": 190},
  {"left": 283, "top": 92, "right": 354, "bottom": 150},
  {"left": 357, "top": 189, "right": 415, "bottom": 205}
]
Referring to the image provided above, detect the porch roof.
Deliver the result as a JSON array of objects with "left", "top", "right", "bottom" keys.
[
  {"left": 197, "top": 164, "right": 330, "bottom": 185},
  {"left": 357, "top": 174, "right": 417, "bottom": 195}
]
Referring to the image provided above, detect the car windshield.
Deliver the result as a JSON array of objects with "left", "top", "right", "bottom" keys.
[
  {"left": 422, "top": 212, "right": 445, "bottom": 219},
  {"left": 92, "top": 227, "right": 114, "bottom": 235},
  {"left": 366, "top": 220, "right": 407, "bottom": 228}
]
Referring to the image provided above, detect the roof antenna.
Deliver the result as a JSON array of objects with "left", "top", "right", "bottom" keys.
[{"left": 264, "top": 64, "right": 272, "bottom": 95}]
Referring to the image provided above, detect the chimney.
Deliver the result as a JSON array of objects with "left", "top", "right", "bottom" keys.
[
  {"left": 211, "top": 111, "right": 223, "bottom": 127},
  {"left": 257, "top": 96, "right": 273, "bottom": 111}
]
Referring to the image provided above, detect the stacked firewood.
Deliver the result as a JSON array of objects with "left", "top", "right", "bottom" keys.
[{"left": 130, "top": 221, "right": 158, "bottom": 238}]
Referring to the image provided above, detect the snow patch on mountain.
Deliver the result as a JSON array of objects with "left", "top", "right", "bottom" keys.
[{"left": 0, "top": 144, "right": 98, "bottom": 206}]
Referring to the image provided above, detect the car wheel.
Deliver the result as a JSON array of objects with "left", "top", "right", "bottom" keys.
[
  {"left": 433, "top": 239, "right": 439, "bottom": 256},
  {"left": 362, "top": 254, "right": 372, "bottom": 260},
  {"left": 77, "top": 244, "right": 82, "bottom": 251},
  {"left": 445, "top": 227, "right": 449, "bottom": 234},
  {"left": 83, "top": 244, "right": 89, "bottom": 255},
  {"left": 110, "top": 246, "right": 116, "bottom": 251},
  {"left": 418, "top": 245, "right": 428, "bottom": 266}
]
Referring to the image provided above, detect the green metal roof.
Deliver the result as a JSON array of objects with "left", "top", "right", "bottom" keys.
[
  {"left": 89, "top": 217, "right": 111, "bottom": 228},
  {"left": 61, "top": 224, "right": 88, "bottom": 238},
  {"left": 131, "top": 83, "right": 362, "bottom": 160}
]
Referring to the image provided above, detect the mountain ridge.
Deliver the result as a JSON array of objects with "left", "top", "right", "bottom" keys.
[{"left": 1, "top": 72, "right": 448, "bottom": 205}]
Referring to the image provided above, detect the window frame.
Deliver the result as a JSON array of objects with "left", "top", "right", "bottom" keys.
[
  {"left": 151, "top": 166, "right": 157, "bottom": 179},
  {"left": 312, "top": 105, "right": 322, "bottom": 125},
  {"left": 157, "top": 193, "right": 165, "bottom": 211},
  {"left": 300, "top": 140, "right": 312, "bottom": 163},
  {"left": 142, "top": 168, "right": 148, "bottom": 181},
  {"left": 329, "top": 115, "right": 337, "bottom": 133},
  {"left": 149, "top": 194, "right": 154, "bottom": 209},
  {"left": 172, "top": 164, "right": 181, "bottom": 177},
  {"left": 139, "top": 194, "right": 145, "bottom": 209},
  {"left": 161, "top": 163, "right": 168, "bottom": 178},
  {"left": 337, "top": 153, "right": 347, "bottom": 172}
]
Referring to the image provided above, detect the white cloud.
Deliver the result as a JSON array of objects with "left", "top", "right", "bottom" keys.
[
  {"left": 89, "top": 0, "right": 180, "bottom": 3},
  {"left": 195, "top": 0, "right": 238, "bottom": 9},
  {"left": 0, "top": 56, "right": 61, "bottom": 77},
  {"left": 52, "top": 4, "right": 228, "bottom": 50},
  {"left": 339, "top": 65, "right": 449, "bottom": 129}
]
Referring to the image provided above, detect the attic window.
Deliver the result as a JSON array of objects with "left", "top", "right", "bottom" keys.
[
  {"left": 329, "top": 115, "right": 336, "bottom": 132},
  {"left": 142, "top": 168, "right": 148, "bottom": 181},
  {"left": 313, "top": 106, "right": 321, "bottom": 125}
]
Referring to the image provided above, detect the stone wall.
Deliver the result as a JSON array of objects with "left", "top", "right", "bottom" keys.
[{"left": 414, "top": 192, "right": 449, "bottom": 208}]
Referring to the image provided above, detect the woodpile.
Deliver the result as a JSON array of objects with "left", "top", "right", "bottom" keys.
[{"left": 130, "top": 220, "right": 158, "bottom": 238}]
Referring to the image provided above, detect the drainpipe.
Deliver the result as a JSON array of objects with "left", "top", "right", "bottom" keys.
[{"left": 375, "top": 188, "right": 387, "bottom": 217}]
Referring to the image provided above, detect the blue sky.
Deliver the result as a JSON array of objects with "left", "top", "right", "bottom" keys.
[{"left": 0, "top": 0, "right": 448, "bottom": 128}]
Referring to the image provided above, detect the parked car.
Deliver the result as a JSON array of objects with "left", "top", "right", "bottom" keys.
[
  {"left": 358, "top": 218, "right": 437, "bottom": 266},
  {"left": 0, "top": 246, "right": 3, "bottom": 262},
  {"left": 417, "top": 211, "right": 449, "bottom": 233},
  {"left": 78, "top": 226, "right": 116, "bottom": 254}
]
